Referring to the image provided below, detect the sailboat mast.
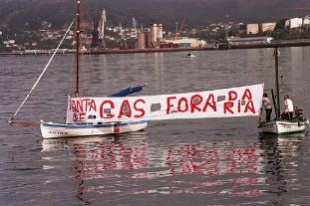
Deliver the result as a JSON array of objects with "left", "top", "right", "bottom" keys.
[
  {"left": 75, "top": 0, "right": 81, "bottom": 95},
  {"left": 274, "top": 47, "right": 280, "bottom": 118}
]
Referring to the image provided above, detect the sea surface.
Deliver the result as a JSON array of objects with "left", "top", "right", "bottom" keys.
[{"left": 1, "top": 47, "right": 310, "bottom": 205}]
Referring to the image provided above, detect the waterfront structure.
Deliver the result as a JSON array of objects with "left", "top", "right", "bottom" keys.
[
  {"left": 150, "top": 24, "right": 158, "bottom": 47},
  {"left": 261, "top": 22, "right": 276, "bottom": 32},
  {"left": 246, "top": 24, "right": 259, "bottom": 34},
  {"left": 150, "top": 24, "right": 163, "bottom": 47},
  {"left": 162, "top": 37, "right": 206, "bottom": 48},
  {"left": 239, "top": 23, "right": 247, "bottom": 33},
  {"left": 285, "top": 18, "right": 303, "bottom": 29},
  {"left": 227, "top": 37, "right": 273, "bottom": 46},
  {"left": 245, "top": 22, "right": 276, "bottom": 34},
  {"left": 90, "top": 18, "right": 102, "bottom": 48},
  {"left": 137, "top": 32, "right": 146, "bottom": 49},
  {"left": 144, "top": 31, "right": 151, "bottom": 48},
  {"left": 157, "top": 24, "right": 163, "bottom": 40},
  {"left": 137, "top": 24, "right": 165, "bottom": 48},
  {"left": 304, "top": 16, "right": 310, "bottom": 25}
]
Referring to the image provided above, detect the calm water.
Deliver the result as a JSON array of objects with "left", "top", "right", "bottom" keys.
[{"left": 1, "top": 47, "right": 310, "bottom": 205}]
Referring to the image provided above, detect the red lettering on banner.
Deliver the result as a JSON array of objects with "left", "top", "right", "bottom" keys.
[
  {"left": 178, "top": 97, "right": 189, "bottom": 112},
  {"left": 166, "top": 96, "right": 177, "bottom": 114},
  {"left": 76, "top": 100, "right": 83, "bottom": 112},
  {"left": 167, "top": 94, "right": 218, "bottom": 114},
  {"left": 70, "top": 98, "right": 97, "bottom": 113},
  {"left": 228, "top": 91, "right": 238, "bottom": 101},
  {"left": 237, "top": 100, "right": 241, "bottom": 113},
  {"left": 73, "top": 112, "right": 86, "bottom": 121},
  {"left": 82, "top": 99, "right": 96, "bottom": 112},
  {"left": 84, "top": 99, "right": 90, "bottom": 111},
  {"left": 100, "top": 100, "right": 115, "bottom": 119},
  {"left": 224, "top": 102, "right": 234, "bottom": 114},
  {"left": 73, "top": 113, "right": 78, "bottom": 121},
  {"left": 242, "top": 89, "right": 252, "bottom": 100},
  {"left": 203, "top": 94, "right": 217, "bottom": 112},
  {"left": 79, "top": 113, "right": 86, "bottom": 120},
  {"left": 89, "top": 99, "right": 97, "bottom": 112},
  {"left": 191, "top": 94, "right": 203, "bottom": 113},
  {"left": 118, "top": 100, "right": 132, "bottom": 118},
  {"left": 70, "top": 100, "right": 77, "bottom": 112},
  {"left": 244, "top": 101, "right": 255, "bottom": 114},
  {"left": 133, "top": 99, "right": 146, "bottom": 118}
]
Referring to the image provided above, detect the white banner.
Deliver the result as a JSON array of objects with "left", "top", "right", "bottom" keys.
[{"left": 66, "top": 84, "right": 264, "bottom": 123}]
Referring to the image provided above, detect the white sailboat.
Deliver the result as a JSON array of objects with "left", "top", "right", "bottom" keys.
[
  {"left": 9, "top": 0, "right": 147, "bottom": 139},
  {"left": 9, "top": 1, "right": 266, "bottom": 139},
  {"left": 40, "top": 121, "right": 147, "bottom": 139},
  {"left": 259, "top": 47, "right": 309, "bottom": 135}
]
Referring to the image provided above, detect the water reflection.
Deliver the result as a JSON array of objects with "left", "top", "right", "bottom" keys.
[
  {"left": 41, "top": 130, "right": 307, "bottom": 205},
  {"left": 42, "top": 137, "right": 265, "bottom": 177},
  {"left": 42, "top": 134, "right": 270, "bottom": 203},
  {"left": 259, "top": 134, "right": 305, "bottom": 204}
]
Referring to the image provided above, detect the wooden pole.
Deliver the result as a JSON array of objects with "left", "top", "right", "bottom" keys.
[
  {"left": 274, "top": 47, "right": 280, "bottom": 118},
  {"left": 76, "top": 0, "right": 81, "bottom": 95},
  {"left": 9, "top": 120, "right": 40, "bottom": 127},
  {"left": 271, "top": 89, "right": 278, "bottom": 119}
]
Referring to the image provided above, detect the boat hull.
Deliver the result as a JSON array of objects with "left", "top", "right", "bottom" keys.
[
  {"left": 259, "top": 119, "right": 309, "bottom": 135},
  {"left": 40, "top": 121, "right": 148, "bottom": 139}
]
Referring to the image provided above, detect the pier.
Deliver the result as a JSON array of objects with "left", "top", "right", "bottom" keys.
[{"left": 1, "top": 39, "right": 310, "bottom": 56}]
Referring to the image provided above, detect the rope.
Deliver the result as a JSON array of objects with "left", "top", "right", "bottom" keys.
[{"left": 9, "top": 19, "right": 75, "bottom": 123}]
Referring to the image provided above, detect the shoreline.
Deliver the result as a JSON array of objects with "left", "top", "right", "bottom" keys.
[{"left": 1, "top": 39, "right": 310, "bottom": 56}]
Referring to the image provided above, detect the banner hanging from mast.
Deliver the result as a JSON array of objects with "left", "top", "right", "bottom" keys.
[{"left": 66, "top": 84, "right": 264, "bottom": 123}]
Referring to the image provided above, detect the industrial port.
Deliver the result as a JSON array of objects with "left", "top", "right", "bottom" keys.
[{"left": 1, "top": 8, "right": 310, "bottom": 55}]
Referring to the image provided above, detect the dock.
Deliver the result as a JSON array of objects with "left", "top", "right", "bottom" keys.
[{"left": 1, "top": 39, "right": 310, "bottom": 56}]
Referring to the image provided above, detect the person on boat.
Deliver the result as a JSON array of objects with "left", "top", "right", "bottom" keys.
[
  {"left": 110, "top": 83, "right": 147, "bottom": 97},
  {"left": 261, "top": 93, "right": 272, "bottom": 121},
  {"left": 284, "top": 95, "right": 294, "bottom": 120}
]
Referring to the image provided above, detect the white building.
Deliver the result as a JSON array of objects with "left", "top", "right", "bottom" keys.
[
  {"left": 285, "top": 18, "right": 303, "bottom": 29},
  {"left": 227, "top": 37, "right": 273, "bottom": 46},
  {"left": 303, "top": 16, "right": 310, "bottom": 25},
  {"left": 261, "top": 22, "right": 276, "bottom": 32},
  {"left": 246, "top": 24, "right": 259, "bottom": 34},
  {"left": 162, "top": 37, "right": 206, "bottom": 48}
]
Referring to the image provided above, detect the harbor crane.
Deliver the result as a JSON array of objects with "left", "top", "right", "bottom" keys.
[
  {"left": 175, "top": 17, "right": 186, "bottom": 40},
  {"left": 132, "top": 17, "right": 138, "bottom": 39}
]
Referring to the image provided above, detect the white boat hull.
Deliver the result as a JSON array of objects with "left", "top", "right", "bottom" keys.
[
  {"left": 186, "top": 54, "right": 196, "bottom": 58},
  {"left": 259, "top": 119, "right": 309, "bottom": 135},
  {"left": 40, "top": 121, "right": 148, "bottom": 139}
]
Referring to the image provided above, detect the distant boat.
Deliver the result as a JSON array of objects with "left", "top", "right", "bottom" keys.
[
  {"left": 258, "top": 47, "right": 309, "bottom": 135},
  {"left": 186, "top": 53, "right": 196, "bottom": 58}
]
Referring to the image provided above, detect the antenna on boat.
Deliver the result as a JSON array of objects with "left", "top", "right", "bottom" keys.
[
  {"left": 274, "top": 47, "right": 280, "bottom": 118},
  {"left": 76, "top": 0, "right": 81, "bottom": 95}
]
